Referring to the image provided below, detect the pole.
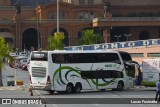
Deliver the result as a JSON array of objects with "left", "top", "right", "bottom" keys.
[
  {"left": 114, "top": 35, "right": 121, "bottom": 49},
  {"left": 114, "top": 35, "right": 121, "bottom": 42},
  {"left": 36, "top": 0, "right": 40, "bottom": 49},
  {"left": 57, "top": 0, "right": 59, "bottom": 32},
  {"left": 124, "top": 34, "right": 132, "bottom": 41}
]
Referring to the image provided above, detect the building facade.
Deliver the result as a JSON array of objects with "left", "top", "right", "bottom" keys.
[{"left": 0, "top": 0, "right": 160, "bottom": 63}]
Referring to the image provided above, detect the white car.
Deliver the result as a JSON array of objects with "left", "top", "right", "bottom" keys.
[
  {"left": 19, "top": 52, "right": 28, "bottom": 57},
  {"left": 20, "top": 59, "right": 28, "bottom": 68},
  {"left": 10, "top": 52, "right": 18, "bottom": 57}
]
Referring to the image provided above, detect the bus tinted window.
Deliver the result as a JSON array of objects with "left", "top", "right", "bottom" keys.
[
  {"left": 31, "top": 52, "right": 48, "bottom": 61},
  {"left": 81, "top": 70, "right": 124, "bottom": 79},
  {"left": 119, "top": 52, "right": 132, "bottom": 61},
  {"left": 52, "top": 54, "right": 65, "bottom": 63},
  {"left": 52, "top": 53, "right": 120, "bottom": 63}
]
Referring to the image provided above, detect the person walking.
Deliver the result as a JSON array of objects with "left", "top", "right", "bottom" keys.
[{"left": 155, "top": 79, "right": 160, "bottom": 101}]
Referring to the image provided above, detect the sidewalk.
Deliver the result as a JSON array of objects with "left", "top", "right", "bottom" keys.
[{"left": 0, "top": 63, "right": 29, "bottom": 91}]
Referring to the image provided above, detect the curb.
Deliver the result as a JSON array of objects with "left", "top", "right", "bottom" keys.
[{"left": 0, "top": 85, "right": 27, "bottom": 91}]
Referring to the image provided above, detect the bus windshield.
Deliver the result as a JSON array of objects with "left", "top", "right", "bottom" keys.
[{"left": 31, "top": 52, "right": 48, "bottom": 61}]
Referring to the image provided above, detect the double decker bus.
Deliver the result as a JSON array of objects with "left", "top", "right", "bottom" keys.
[{"left": 29, "top": 50, "right": 138, "bottom": 94}]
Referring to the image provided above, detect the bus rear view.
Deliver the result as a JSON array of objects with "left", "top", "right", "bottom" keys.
[{"left": 29, "top": 51, "right": 51, "bottom": 91}]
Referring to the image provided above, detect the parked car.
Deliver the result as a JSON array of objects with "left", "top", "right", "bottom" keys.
[
  {"left": 22, "top": 59, "right": 30, "bottom": 71},
  {"left": 20, "top": 59, "right": 28, "bottom": 68},
  {"left": 19, "top": 51, "right": 28, "bottom": 57},
  {"left": 9, "top": 52, "right": 18, "bottom": 57}
]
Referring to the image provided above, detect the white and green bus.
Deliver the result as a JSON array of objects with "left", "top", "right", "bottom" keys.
[{"left": 29, "top": 50, "right": 138, "bottom": 94}]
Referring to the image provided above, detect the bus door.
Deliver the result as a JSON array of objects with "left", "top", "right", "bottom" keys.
[{"left": 124, "top": 62, "right": 135, "bottom": 88}]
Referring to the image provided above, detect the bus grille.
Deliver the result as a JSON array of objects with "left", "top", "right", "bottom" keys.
[{"left": 32, "top": 67, "right": 46, "bottom": 77}]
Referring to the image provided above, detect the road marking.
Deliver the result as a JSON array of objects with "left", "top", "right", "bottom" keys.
[
  {"left": 92, "top": 104, "right": 100, "bottom": 107},
  {"left": 34, "top": 90, "right": 58, "bottom": 107}
]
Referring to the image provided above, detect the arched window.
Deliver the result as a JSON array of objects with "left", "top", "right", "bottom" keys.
[
  {"left": 79, "top": 0, "right": 85, "bottom": 5},
  {"left": 88, "top": 0, "right": 93, "bottom": 5},
  {"left": 139, "top": 31, "right": 150, "bottom": 40}
]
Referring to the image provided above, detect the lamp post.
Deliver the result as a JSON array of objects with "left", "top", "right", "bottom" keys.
[
  {"left": 36, "top": 0, "right": 40, "bottom": 49},
  {"left": 114, "top": 35, "right": 121, "bottom": 42},
  {"left": 114, "top": 35, "right": 121, "bottom": 49},
  {"left": 57, "top": 0, "right": 59, "bottom": 32},
  {"left": 124, "top": 34, "right": 132, "bottom": 41},
  {"left": 15, "top": 0, "right": 21, "bottom": 49}
]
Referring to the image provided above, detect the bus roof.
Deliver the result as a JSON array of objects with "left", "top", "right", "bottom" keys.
[
  {"left": 47, "top": 50, "right": 120, "bottom": 54},
  {"left": 32, "top": 50, "right": 129, "bottom": 54}
]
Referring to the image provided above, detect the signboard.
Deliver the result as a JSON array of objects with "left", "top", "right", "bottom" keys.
[
  {"left": 64, "top": 39, "right": 160, "bottom": 50},
  {"left": 12, "top": 60, "right": 20, "bottom": 69}
]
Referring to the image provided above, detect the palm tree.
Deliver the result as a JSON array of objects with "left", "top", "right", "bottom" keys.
[
  {"left": 76, "top": 29, "right": 102, "bottom": 45},
  {"left": 48, "top": 32, "right": 65, "bottom": 50},
  {"left": 0, "top": 37, "right": 13, "bottom": 86}
]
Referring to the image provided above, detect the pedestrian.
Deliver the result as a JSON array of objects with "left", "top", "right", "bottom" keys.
[{"left": 155, "top": 79, "right": 160, "bottom": 101}]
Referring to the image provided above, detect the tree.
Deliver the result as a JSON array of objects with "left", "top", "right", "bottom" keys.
[
  {"left": 0, "top": 37, "right": 13, "bottom": 86},
  {"left": 48, "top": 32, "right": 65, "bottom": 50},
  {"left": 76, "top": 29, "right": 102, "bottom": 45}
]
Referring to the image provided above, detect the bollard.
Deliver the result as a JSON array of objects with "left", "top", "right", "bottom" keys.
[
  {"left": 30, "top": 90, "right": 33, "bottom": 96},
  {"left": 29, "top": 86, "right": 33, "bottom": 96},
  {"left": 44, "top": 102, "right": 46, "bottom": 107},
  {"left": 28, "top": 86, "right": 32, "bottom": 92}
]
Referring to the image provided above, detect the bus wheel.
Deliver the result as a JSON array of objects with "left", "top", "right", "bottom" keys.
[
  {"left": 48, "top": 90, "right": 55, "bottom": 94},
  {"left": 100, "top": 89, "right": 106, "bottom": 92},
  {"left": 117, "top": 81, "right": 124, "bottom": 91},
  {"left": 74, "top": 83, "right": 82, "bottom": 93},
  {"left": 66, "top": 83, "right": 74, "bottom": 94}
]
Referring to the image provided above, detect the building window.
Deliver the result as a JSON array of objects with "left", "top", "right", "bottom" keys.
[
  {"left": 79, "top": 0, "right": 85, "bottom": 5},
  {"left": 79, "top": 12, "right": 83, "bottom": 19},
  {"left": 84, "top": 12, "right": 89, "bottom": 19},
  {"left": 139, "top": 31, "right": 150, "bottom": 40},
  {"left": 88, "top": 0, "right": 93, "bottom": 5},
  {"left": 130, "top": 53, "right": 144, "bottom": 57},
  {"left": 147, "top": 53, "right": 160, "bottom": 57},
  {"left": 90, "top": 11, "right": 94, "bottom": 19}
]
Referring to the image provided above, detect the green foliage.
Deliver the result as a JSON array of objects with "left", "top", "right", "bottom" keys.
[
  {"left": 0, "top": 37, "right": 13, "bottom": 69},
  {"left": 76, "top": 29, "right": 102, "bottom": 45},
  {"left": 141, "top": 81, "right": 156, "bottom": 87},
  {"left": 48, "top": 32, "right": 64, "bottom": 50}
]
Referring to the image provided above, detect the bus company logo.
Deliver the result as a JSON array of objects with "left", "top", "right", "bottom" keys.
[
  {"left": 34, "top": 62, "right": 43, "bottom": 66},
  {"left": 34, "top": 54, "right": 44, "bottom": 58},
  {"left": 2, "top": 99, "right": 11, "bottom": 104},
  {"left": 105, "top": 64, "right": 112, "bottom": 67}
]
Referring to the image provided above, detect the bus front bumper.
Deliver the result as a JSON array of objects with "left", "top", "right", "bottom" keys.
[{"left": 30, "top": 84, "right": 51, "bottom": 91}]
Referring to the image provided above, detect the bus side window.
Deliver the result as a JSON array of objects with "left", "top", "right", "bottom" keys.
[{"left": 52, "top": 54, "right": 65, "bottom": 63}]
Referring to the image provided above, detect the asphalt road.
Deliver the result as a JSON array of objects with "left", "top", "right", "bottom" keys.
[{"left": 0, "top": 64, "right": 160, "bottom": 107}]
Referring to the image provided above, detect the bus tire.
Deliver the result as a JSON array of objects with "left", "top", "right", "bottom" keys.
[
  {"left": 66, "top": 83, "right": 74, "bottom": 94},
  {"left": 117, "top": 81, "right": 124, "bottom": 91},
  {"left": 48, "top": 90, "right": 55, "bottom": 94},
  {"left": 74, "top": 83, "right": 82, "bottom": 93},
  {"left": 100, "top": 89, "right": 106, "bottom": 92}
]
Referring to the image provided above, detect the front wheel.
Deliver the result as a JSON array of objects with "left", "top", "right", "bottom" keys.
[
  {"left": 66, "top": 83, "right": 74, "bottom": 94},
  {"left": 117, "top": 82, "right": 124, "bottom": 91},
  {"left": 48, "top": 90, "right": 55, "bottom": 94}
]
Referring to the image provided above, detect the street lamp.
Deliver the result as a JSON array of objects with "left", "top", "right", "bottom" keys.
[
  {"left": 36, "top": 0, "right": 40, "bottom": 49},
  {"left": 114, "top": 35, "right": 121, "bottom": 42},
  {"left": 124, "top": 34, "right": 132, "bottom": 41},
  {"left": 57, "top": 0, "right": 59, "bottom": 32},
  {"left": 114, "top": 35, "right": 121, "bottom": 49}
]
